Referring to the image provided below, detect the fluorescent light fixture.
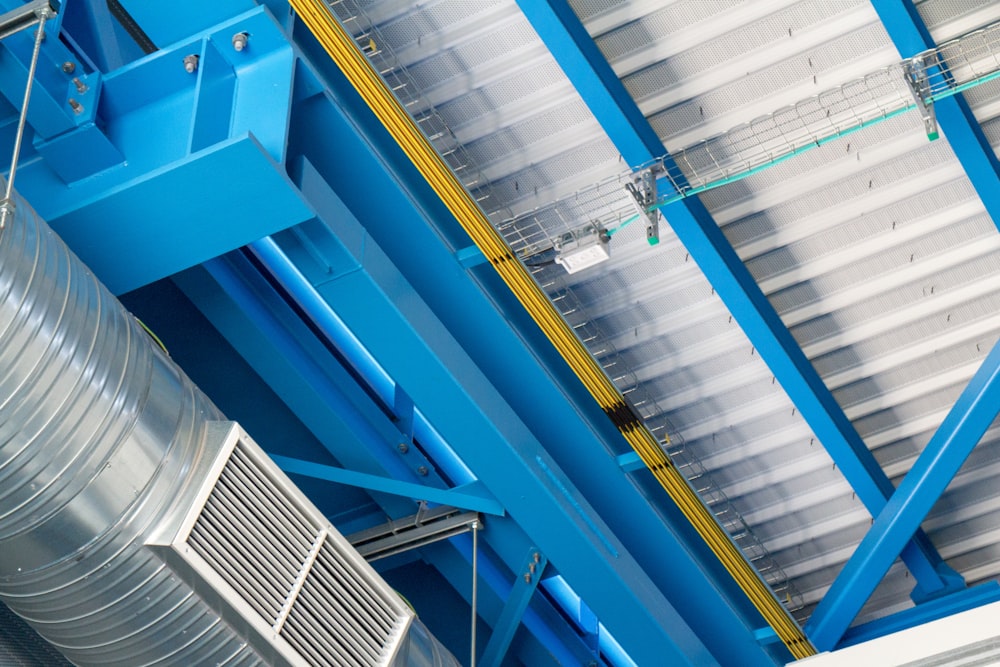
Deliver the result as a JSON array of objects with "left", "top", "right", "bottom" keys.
[{"left": 553, "top": 222, "right": 611, "bottom": 274}]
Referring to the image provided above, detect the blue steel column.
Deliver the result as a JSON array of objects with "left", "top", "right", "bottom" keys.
[
  {"left": 806, "top": 340, "right": 1000, "bottom": 650},
  {"left": 516, "top": 0, "right": 963, "bottom": 599},
  {"left": 871, "top": 0, "right": 1000, "bottom": 232}
]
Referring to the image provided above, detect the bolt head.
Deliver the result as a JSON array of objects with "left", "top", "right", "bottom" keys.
[
  {"left": 232, "top": 32, "right": 249, "bottom": 51},
  {"left": 397, "top": 442, "right": 409, "bottom": 454},
  {"left": 416, "top": 465, "right": 428, "bottom": 476},
  {"left": 61, "top": 61, "right": 75, "bottom": 74}
]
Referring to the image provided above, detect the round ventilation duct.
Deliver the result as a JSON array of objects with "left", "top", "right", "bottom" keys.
[{"left": 0, "top": 195, "right": 458, "bottom": 667}]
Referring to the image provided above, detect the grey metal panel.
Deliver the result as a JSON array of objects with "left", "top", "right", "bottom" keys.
[{"left": 358, "top": 0, "right": 1000, "bottom": 628}]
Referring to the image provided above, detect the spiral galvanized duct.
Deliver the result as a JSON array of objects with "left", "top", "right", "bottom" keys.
[
  {"left": 0, "top": 196, "right": 458, "bottom": 666},
  {"left": 0, "top": 195, "right": 262, "bottom": 664}
]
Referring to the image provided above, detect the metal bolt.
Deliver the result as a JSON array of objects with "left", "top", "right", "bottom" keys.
[
  {"left": 533, "top": 552, "right": 540, "bottom": 563},
  {"left": 68, "top": 98, "right": 83, "bottom": 114},
  {"left": 182, "top": 54, "right": 199, "bottom": 73},
  {"left": 72, "top": 77, "right": 88, "bottom": 94},
  {"left": 232, "top": 32, "right": 249, "bottom": 52},
  {"left": 416, "top": 465, "right": 428, "bottom": 476},
  {"left": 397, "top": 442, "right": 409, "bottom": 454},
  {"left": 528, "top": 562, "right": 536, "bottom": 574},
  {"left": 523, "top": 572, "right": 531, "bottom": 583},
  {"left": 61, "top": 61, "right": 75, "bottom": 74}
]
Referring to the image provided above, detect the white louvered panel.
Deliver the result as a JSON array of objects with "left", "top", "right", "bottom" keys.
[
  {"left": 189, "top": 444, "right": 319, "bottom": 628},
  {"left": 282, "top": 540, "right": 405, "bottom": 667},
  {"left": 156, "top": 424, "right": 413, "bottom": 667}
]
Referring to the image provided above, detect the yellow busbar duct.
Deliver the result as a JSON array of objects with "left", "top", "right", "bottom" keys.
[{"left": 289, "top": 0, "right": 815, "bottom": 658}]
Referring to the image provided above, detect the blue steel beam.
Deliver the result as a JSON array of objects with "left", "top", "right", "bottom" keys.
[
  {"left": 285, "top": 52, "right": 786, "bottom": 662},
  {"left": 479, "top": 548, "right": 548, "bottom": 667},
  {"left": 517, "top": 0, "right": 963, "bottom": 601},
  {"left": 871, "top": 0, "right": 1000, "bottom": 233},
  {"left": 252, "top": 171, "right": 713, "bottom": 667},
  {"left": 293, "top": 30, "right": 789, "bottom": 664},
  {"left": 176, "top": 255, "right": 450, "bottom": 514},
  {"left": 806, "top": 340, "right": 1000, "bottom": 650},
  {"left": 174, "top": 257, "right": 587, "bottom": 666}
]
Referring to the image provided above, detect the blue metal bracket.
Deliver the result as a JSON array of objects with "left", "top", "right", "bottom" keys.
[
  {"left": 479, "top": 548, "right": 548, "bottom": 667},
  {"left": 13, "top": 6, "right": 309, "bottom": 294},
  {"left": 455, "top": 244, "right": 488, "bottom": 268},
  {"left": 871, "top": 0, "right": 1000, "bottom": 233},
  {"left": 53, "top": 135, "right": 310, "bottom": 294},
  {"left": 614, "top": 450, "right": 645, "bottom": 472},
  {"left": 0, "top": 0, "right": 122, "bottom": 182},
  {"left": 517, "top": 0, "right": 963, "bottom": 601},
  {"left": 0, "top": 0, "right": 92, "bottom": 138},
  {"left": 425, "top": 540, "right": 604, "bottom": 666},
  {"left": 271, "top": 454, "right": 505, "bottom": 516},
  {"left": 806, "top": 340, "right": 1000, "bottom": 650}
]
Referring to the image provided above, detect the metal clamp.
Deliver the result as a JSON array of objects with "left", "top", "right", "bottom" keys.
[
  {"left": 625, "top": 164, "right": 662, "bottom": 245},
  {"left": 903, "top": 55, "right": 940, "bottom": 141},
  {"left": 0, "top": 0, "right": 57, "bottom": 41}
]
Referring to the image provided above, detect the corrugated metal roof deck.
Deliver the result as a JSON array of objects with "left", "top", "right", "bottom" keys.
[{"left": 352, "top": 0, "right": 1000, "bottom": 626}]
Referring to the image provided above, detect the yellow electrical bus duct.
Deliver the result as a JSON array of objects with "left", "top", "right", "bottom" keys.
[{"left": 289, "top": 0, "right": 815, "bottom": 658}]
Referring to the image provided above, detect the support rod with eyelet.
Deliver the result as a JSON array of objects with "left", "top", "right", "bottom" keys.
[
  {"left": 0, "top": 7, "right": 51, "bottom": 230},
  {"left": 471, "top": 518, "right": 480, "bottom": 667}
]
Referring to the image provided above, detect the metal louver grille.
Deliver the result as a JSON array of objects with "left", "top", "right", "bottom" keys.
[
  {"left": 188, "top": 443, "right": 321, "bottom": 629},
  {"left": 153, "top": 423, "right": 412, "bottom": 667},
  {"left": 282, "top": 540, "right": 402, "bottom": 667}
]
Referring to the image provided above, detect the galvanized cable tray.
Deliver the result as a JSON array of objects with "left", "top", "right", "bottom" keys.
[
  {"left": 326, "top": 0, "right": 807, "bottom": 616},
  {"left": 501, "top": 17, "right": 1000, "bottom": 259}
]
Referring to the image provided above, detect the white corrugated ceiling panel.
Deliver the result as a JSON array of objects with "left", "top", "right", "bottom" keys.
[{"left": 355, "top": 0, "right": 1000, "bottom": 629}]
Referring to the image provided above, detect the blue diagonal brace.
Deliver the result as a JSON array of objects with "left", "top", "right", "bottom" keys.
[
  {"left": 517, "top": 0, "right": 962, "bottom": 599},
  {"left": 871, "top": 0, "right": 1000, "bottom": 233},
  {"left": 479, "top": 548, "right": 548, "bottom": 667},
  {"left": 270, "top": 454, "right": 505, "bottom": 516},
  {"left": 806, "top": 340, "right": 1000, "bottom": 650}
]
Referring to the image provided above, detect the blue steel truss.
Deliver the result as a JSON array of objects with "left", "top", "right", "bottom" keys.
[
  {"left": 6, "top": 0, "right": 998, "bottom": 662},
  {"left": 515, "top": 0, "right": 964, "bottom": 608},
  {"left": 0, "top": 0, "right": 808, "bottom": 662}
]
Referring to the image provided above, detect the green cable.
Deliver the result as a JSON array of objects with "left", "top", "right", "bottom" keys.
[
  {"left": 135, "top": 317, "right": 169, "bottom": 356},
  {"left": 599, "top": 65, "right": 998, "bottom": 239}
]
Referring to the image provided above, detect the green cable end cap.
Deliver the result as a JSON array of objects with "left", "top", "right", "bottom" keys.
[
  {"left": 927, "top": 131, "right": 940, "bottom": 141},
  {"left": 647, "top": 236, "right": 660, "bottom": 246}
]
